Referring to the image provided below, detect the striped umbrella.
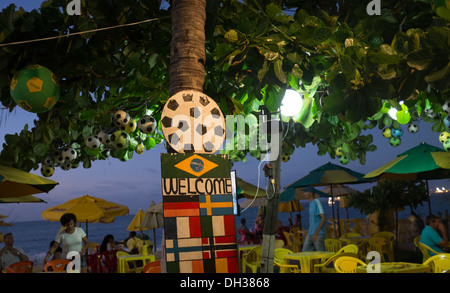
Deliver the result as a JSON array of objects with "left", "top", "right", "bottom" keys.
[{"left": 365, "top": 142, "right": 450, "bottom": 214}]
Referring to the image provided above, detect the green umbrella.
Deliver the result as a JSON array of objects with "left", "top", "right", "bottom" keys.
[
  {"left": 287, "top": 162, "right": 375, "bottom": 237},
  {"left": 365, "top": 142, "right": 450, "bottom": 214}
]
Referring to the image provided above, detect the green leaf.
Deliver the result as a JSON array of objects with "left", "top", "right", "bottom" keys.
[
  {"left": 396, "top": 104, "right": 411, "bottom": 125},
  {"left": 79, "top": 109, "right": 96, "bottom": 121},
  {"left": 225, "top": 29, "right": 239, "bottom": 43},
  {"left": 33, "top": 143, "right": 49, "bottom": 157},
  {"left": 274, "top": 59, "right": 287, "bottom": 84}
]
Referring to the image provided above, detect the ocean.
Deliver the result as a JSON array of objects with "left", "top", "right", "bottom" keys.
[{"left": 1, "top": 194, "right": 449, "bottom": 266}]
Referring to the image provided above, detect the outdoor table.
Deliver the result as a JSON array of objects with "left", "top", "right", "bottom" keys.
[
  {"left": 282, "top": 251, "right": 335, "bottom": 273},
  {"left": 355, "top": 262, "right": 431, "bottom": 273},
  {"left": 117, "top": 253, "right": 155, "bottom": 273}
]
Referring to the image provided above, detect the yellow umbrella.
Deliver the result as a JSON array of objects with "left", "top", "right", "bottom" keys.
[
  {"left": 278, "top": 200, "right": 304, "bottom": 213},
  {"left": 0, "top": 195, "right": 46, "bottom": 203},
  {"left": 0, "top": 165, "right": 58, "bottom": 198},
  {"left": 127, "top": 209, "right": 148, "bottom": 232},
  {"left": 42, "top": 195, "right": 129, "bottom": 235}
]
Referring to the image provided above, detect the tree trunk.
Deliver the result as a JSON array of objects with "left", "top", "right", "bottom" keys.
[{"left": 169, "top": 0, "right": 206, "bottom": 96}]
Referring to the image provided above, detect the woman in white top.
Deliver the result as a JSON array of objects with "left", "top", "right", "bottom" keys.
[{"left": 44, "top": 213, "right": 89, "bottom": 273}]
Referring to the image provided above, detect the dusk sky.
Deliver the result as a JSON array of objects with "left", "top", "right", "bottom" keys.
[{"left": 0, "top": 1, "right": 448, "bottom": 222}]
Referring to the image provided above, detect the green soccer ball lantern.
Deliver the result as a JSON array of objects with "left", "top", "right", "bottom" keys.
[
  {"left": 10, "top": 65, "right": 60, "bottom": 113},
  {"left": 443, "top": 139, "right": 450, "bottom": 152},
  {"left": 339, "top": 155, "right": 349, "bottom": 165}
]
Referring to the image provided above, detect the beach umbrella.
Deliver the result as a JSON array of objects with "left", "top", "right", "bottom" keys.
[
  {"left": 364, "top": 142, "right": 450, "bottom": 214},
  {"left": 0, "top": 165, "right": 58, "bottom": 198},
  {"left": 41, "top": 194, "right": 129, "bottom": 236},
  {"left": 0, "top": 195, "right": 46, "bottom": 203},
  {"left": 140, "top": 201, "right": 164, "bottom": 251},
  {"left": 239, "top": 197, "right": 267, "bottom": 209},
  {"left": 287, "top": 162, "right": 374, "bottom": 237},
  {"left": 127, "top": 209, "right": 148, "bottom": 234},
  {"left": 236, "top": 177, "right": 267, "bottom": 199}
]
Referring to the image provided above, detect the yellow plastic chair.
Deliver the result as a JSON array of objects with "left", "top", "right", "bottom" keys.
[
  {"left": 423, "top": 253, "right": 450, "bottom": 273},
  {"left": 116, "top": 251, "right": 136, "bottom": 273},
  {"left": 313, "top": 252, "right": 359, "bottom": 273},
  {"left": 372, "top": 231, "right": 396, "bottom": 262},
  {"left": 334, "top": 256, "right": 366, "bottom": 273},
  {"left": 274, "top": 248, "right": 299, "bottom": 273},
  {"left": 275, "top": 239, "right": 285, "bottom": 248},
  {"left": 242, "top": 246, "right": 262, "bottom": 273},
  {"left": 282, "top": 231, "right": 302, "bottom": 252},
  {"left": 361, "top": 236, "right": 387, "bottom": 262},
  {"left": 325, "top": 238, "right": 343, "bottom": 252},
  {"left": 289, "top": 227, "right": 305, "bottom": 251},
  {"left": 336, "top": 244, "right": 359, "bottom": 254},
  {"left": 417, "top": 242, "right": 441, "bottom": 262}
]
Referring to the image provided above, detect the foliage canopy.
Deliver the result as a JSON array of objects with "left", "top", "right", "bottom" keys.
[{"left": 0, "top": 0, "right": 449, "bottom": 173}]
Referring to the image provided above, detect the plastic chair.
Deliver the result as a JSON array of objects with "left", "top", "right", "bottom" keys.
[
  {"left": 44, "top": 259, "right": 71, "bottom": 272},
  {"left": 372, "top": 231, "right": 396, "bottom": 262},
  {"left": 101, "top": 250, "right": 118, "bottom": 273},
  {"left": 360, "top": 237, "right": 387, "bottom": 262},
  {"left": 116, "top": 251, "right": 136, "bottom": 273},
  {"left": 334, "top": 256, "right": 366, "bottom": 273},
  {"left": 273, "top": 248, "right": 299, "bottom": 273},
  {"left": 325, "top": 238, "right": 343, "bottom": 252},
  {"left": 143, "top": 260, "right": 161, "bottom": 273},
  {"left": 336, "top": 244, "right": 359, "bottom": 254},
  {"left": 423, "top": 253, "right": 450, "bottom": 273},
  {"left": 417, "top": 242, "right": 441, "bottom": 262},
  {"left": 5, "top": 261, "right": 33, "bottom": 273},
  {"left": 283, "top": 231, "right": 301, "bottom": 252},
  {"left": 241, "top": 246, "right": 262, "bottom": 273},
  {"left": 313, "top": 252, "right": 359, "bottom": 273}
]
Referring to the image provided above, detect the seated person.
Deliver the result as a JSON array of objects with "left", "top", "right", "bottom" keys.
[
  {"left": 238, "top": 218, "right": 253, "bottom": 244},
  {"left": 420, "top": 215, "right": 449, "bottom": 256},
  {"left": 0, "top": 233, "right": 29, "bottom": 272}
]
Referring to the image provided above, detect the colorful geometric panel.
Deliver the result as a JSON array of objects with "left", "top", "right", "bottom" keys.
[
  {"left": 162, "top": 195, "right": 199, "bottom": 217},
  {"left": 166, "top": 238, "right": 203, "bottom": 262},
  {"left": 161, "top": 153, "right": 238, "bottom": 273},
  {"left": 202, "top": 236, "right": 237, "bottom": 259},
  {"left": 199, "top": 194, "right": 234, "bottom": 216},
  {"left": 200, "top": 215, "right": 236, "bottom": 237},
  {"left": 164, "top": 216, "right": 202, "bottom": 239}
]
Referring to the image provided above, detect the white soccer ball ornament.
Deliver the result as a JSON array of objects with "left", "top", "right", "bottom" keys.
[
  {"left": 62, "top": 147, "right": 77, "bottom": 162},
  {"left": 407, "top": 123, "right": 419, "bottom": 133},
  {"left": 97, "top": 131, "right": 112, "bottom": 145},
  {"left": 52, "top": 152, "right": 65, "bottom": 166},
  {"left": 442, "top": 100, "right": 450, "bottom": 114},
  {"left": 40, "top": 164, "right": 55, "bottom": 177},
  {"left": 113, "top": 110, "right": 130, "bottom": 127},
  {"left": 86, "top": 134, "right": 101, "bottom": 149},
  {"left": 61, "top": 161, "right": 72, "bottom": 171},
  {"left": 138, "top": 115, "right": 157, "bottom": 134}
]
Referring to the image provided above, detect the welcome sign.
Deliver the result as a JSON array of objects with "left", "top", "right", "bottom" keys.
[{"left": 161, "top": 153, "right": 239, "bottom": 273}]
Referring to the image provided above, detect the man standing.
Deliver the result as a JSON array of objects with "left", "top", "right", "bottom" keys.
[
  {"left": 302, "top": 187, "right": 327, "bottom": 251},
  {"left": 420, "top": 215, "right": 449, "bottom": 256},
  {"left": 0, "top": 233, "right": 29, "bottom": 271}
]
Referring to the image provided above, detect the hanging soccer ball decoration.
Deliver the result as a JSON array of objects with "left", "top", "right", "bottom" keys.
[
  {"left": 407, "top": 123, "right": 419, "bottom": 133},
  {"left": 443, "top": 100, "right": 450, "bottom": 114},
  {"left": 440, "top": 131, "right": 450, "bottom": 144},
  {"left": 40, "top": 164, "right": 55, "bottom": 177},
  {"left": 138, "top": 115, "right": 157, "bottom": 134},
  {"left": 10, "top": 65, "right": 60, "bottom": 113},
  {"left": 444, "top": 115, "right": 450, "bottom": 130},
  {"left": 281, "top": 153, "right": 290, "bottom": 162},
  {"left": 391, "top": 127, "right": 403, "bottom": 138},
  {"left": 160, "top": 90, "right": 225, "bottom": 153},
  {"left": 389, "top": 137, "right": 401, "bottom": 147},
  {"left": 443, "top": 139, "right": 450, "bottom": 152},
  {"left": 382, "top": 128, "right": 391, "bottom": 138},
  {"left": 339, "top": 155, "right": 349, "bottom": 165}
]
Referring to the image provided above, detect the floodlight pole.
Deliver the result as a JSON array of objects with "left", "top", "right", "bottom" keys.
[{"left": 260, "top": 118, "right": 282, "bottom": 273}]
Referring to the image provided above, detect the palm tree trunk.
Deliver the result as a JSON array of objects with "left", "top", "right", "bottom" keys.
[{"left": 169, "top": 0, "right": 206, "bottom": 96}]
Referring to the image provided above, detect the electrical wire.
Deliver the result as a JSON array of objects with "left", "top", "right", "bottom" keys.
[{"left": 0, "top": 16, "right": 169, "bottom": 47}]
